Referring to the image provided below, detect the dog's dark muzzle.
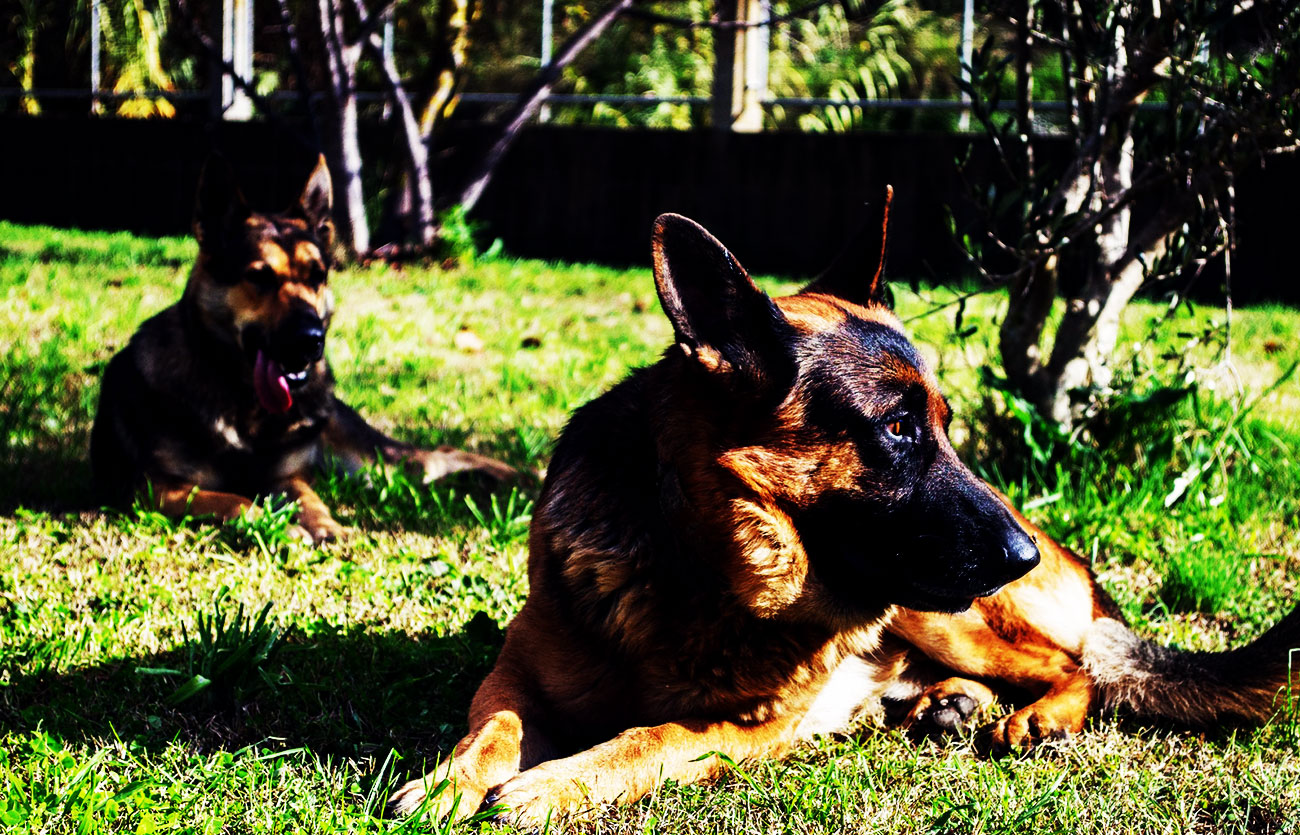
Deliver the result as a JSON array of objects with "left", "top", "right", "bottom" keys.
[
  {"left": 897, "top": 520, "right": 1037, "bottom": 613},
  {"left": 894, "top": 465, "right": 1041, "bottom": 611},
  {"left": 272, "top": 310, "right": 326, "bottom": 376},
  {"left": 959, "top": 477, "right": 1041, "bottom": 590}
]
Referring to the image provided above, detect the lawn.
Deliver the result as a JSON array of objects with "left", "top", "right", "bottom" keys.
[{"left": 1, "top": 220, "right": 1299, "bottom": 833}]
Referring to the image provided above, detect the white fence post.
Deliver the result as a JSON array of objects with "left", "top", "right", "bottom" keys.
[
  {"left": 90, "top": 0, "right": 103, "bottom": 114},
  {"left": 959, "top": 0, "right": 974, "bottom": 130},
  {"left": 223, "top": 0, "right": 255, "bottom": 119},
  {"left": 540, "top": 0, "right": 554, "bottom": 122}
]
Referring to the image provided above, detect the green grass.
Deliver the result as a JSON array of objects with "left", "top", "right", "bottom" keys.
[{"left": 1, "top": 219, "right": 1299, "bottom": 832}]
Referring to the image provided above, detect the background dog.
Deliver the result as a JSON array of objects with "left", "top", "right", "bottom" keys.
[
  {"left": 90, "top": 155, "right": 515, "bottom": 542},
  {"left": 390, "top": 198, "right": 1300, "bottom": 826}
]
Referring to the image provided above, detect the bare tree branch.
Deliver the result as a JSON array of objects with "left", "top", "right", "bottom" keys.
[
  {"left": 623, "top": 0, "right": 841, "bottom": 29},
  {"left": 452, "top": 0, "right": 638, "bottom": 213},
  {"left": 348, "top": 0, "right": 398, "bottom": 50}
]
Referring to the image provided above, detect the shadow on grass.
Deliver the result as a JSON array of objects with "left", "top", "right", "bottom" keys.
[
  {"left": 0, "top": 445, "right": 96, "bottom": 514},
  {"left": 0, "top": 612, "right": 504, "bottom": 764},
  {"left": 0, "top": 343, "right": 99, "bottom": 514}
]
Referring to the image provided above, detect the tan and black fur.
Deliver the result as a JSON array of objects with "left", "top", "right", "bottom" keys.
[
  {"left": 390, "top": 192, "right": 1300, "bottom": 826},
  {"left": 90, "top": 155, "right": 514, "bottom": 542}
]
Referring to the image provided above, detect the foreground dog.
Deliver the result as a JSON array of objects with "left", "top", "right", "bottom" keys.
[
  {"left": 91, "top": 156, "right": 514, "bottom": 542},
  {"left": 391, "top": 196, "right": 1300, "bottom": 825}
]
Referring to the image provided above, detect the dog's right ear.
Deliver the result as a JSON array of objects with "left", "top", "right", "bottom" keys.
[
  {"left": 652, "top": 214, "right": 793, "bottom": 386},
  {"left": 803, "top": 184, "right": 893, "bottom": 307},
  {"left": 193, "top": 154, "right": 249, "bottom": 251},
  {"left": 296, "top": 155, "right": 335, "bottom": 250}
]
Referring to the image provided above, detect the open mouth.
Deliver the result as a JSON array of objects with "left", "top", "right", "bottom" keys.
[{"left": 253, "top": 350, "right": 312, "bottom": 414}]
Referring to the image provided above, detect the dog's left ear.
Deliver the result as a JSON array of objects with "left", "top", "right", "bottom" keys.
[
  {"left": 653, "top": 213, "right": 793, "bottom": 387},
  {"left": 194, "top": 154, "right": 250, "bottom": 252},
  {"left": 297, "top": 155, "right": 335, "bottom": 250},
  {"left": 803, "top": 184, "right": 893, "bottom": 307}
]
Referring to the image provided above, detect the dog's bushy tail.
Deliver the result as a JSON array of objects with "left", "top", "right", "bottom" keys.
[{"left": 1081, "top": 608, "right": 1300, "bottom": 726}]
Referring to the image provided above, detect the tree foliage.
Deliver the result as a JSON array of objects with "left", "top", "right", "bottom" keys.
[{"left": 961, "top": 0, "right": 1300, "bottom": 427}]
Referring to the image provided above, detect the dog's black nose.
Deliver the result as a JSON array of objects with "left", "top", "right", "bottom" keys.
[
  {"left": 277, "top": 311, "right": 326, "bottom": 370},
  {"left": 298, "top": 323, "right": 325, "bottom": 360},
  {"left": 1002, "top": 526, "right": 1040, "bottom": 579}
]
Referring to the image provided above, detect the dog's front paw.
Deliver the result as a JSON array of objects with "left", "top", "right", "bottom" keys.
[
  {"left": 986, "top": 705, "right": 1073, "bottom": 756},
  {"left": 901, "top": 678, "right": 995, "bottom": 739},
  {"left": 389, "top": 764, "right": 486, "bottom": 823},
  {"left": 293, "top": 513, "right": 350, "bottom": 544},
  {"left": 486, "top": 763, "right": 587, "bottom": 829},
  {"left": 907, "top": 693, "right": 979, "bottom": 736}
]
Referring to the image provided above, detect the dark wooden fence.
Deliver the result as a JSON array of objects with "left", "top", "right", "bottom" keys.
[{"left": 1, "top": 116, "right": 1295, "bottom": 301}]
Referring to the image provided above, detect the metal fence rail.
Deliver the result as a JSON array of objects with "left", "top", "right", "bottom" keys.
[{"left": 1, "top": 87, "right": 1170, "bottom": 117}]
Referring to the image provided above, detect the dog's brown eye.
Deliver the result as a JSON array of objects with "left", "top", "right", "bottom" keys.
[
  {"left": 884, "top": 417, "right": 913, "bottom": 441},
  {"left": 307, "top": 266, "right": 327, "bottom": 288}
]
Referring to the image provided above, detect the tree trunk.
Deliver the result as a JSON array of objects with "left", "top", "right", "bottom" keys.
[
  {"left": 999, "top": 6, "right": 1142, "bottom": 426},
  {"left": 333, "top": 89, "right": 371, "bottom": 257},
  {"left": 18, "top": 0, "right": 42, "bottom": 115},
  {"left": 360, "top": 11, "right": 436, "bottom": 248},
  {"left": 314, "top": 0, "right": 370, "bottom": 257},
  {"left": 1014, "top": 0, "right": 1034, "bottom": 179},
  {"left": 1040, "top": 117, "right": 1136, "bottom": 423}
]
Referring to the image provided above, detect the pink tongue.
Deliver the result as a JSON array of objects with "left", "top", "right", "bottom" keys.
[{"left": 254, "top": 350, "right": 293, "bottom": 414}]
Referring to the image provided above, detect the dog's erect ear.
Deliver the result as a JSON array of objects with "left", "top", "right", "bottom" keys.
[
  {"left": 803, "top": 184, "right": 893, "bottom": 306},
  {"left": 297, "top": 155, "right": 335, "bottom": 250},
  {"left": 193, "top": 154, "right": 250, "bottom": 251},
  {"left": 652, "top": 213, "right": 792, "bottom": 383}
]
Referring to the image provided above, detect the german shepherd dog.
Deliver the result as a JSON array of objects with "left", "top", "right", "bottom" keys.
[
  {"left": 91, "top": 156, "right": 515, "bottom": 542},
  {"left": 390, "top": 191, "right": 1300, "bottom": 826}
]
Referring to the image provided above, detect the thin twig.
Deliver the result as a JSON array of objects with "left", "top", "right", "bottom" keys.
[{"left": 624, "top": 0, "right": 843, "bottom": 29}]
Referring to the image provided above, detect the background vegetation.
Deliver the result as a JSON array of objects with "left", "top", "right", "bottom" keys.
[
  {"left": 0, "top": 0, "right": 970, "bottom": 126},
  {"left": 1, "top": 221, "right": 1298, "bottom": 831}
]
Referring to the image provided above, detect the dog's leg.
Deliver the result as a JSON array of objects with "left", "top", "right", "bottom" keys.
[
  {"left": 986, "top": 667, "right": 1093, "bottom": 752},
  {"left": 324, "top": 398, "right": 517, "bottom": 483},
  {"left": 154, "top": 481, "right": 255, "bottom": 522},
  {"left": 277, "top": 476, "right": 349, "bottom": 543},
  {"left": 487, "top": 715, "right": 799, "bottom": 828},
  {"left": 891, "top": 607, "right": 1093, "bottom": 751},
  {"left": 402, "top": 445, "right": 519, "bottom": 484},
  {"left": 390, "top": 663, "right": 555, "bottom": 823}
]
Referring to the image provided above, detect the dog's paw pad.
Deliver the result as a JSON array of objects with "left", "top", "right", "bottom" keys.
[{"left": 916, "top": 693, "right": 978, "bottom": 734}]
